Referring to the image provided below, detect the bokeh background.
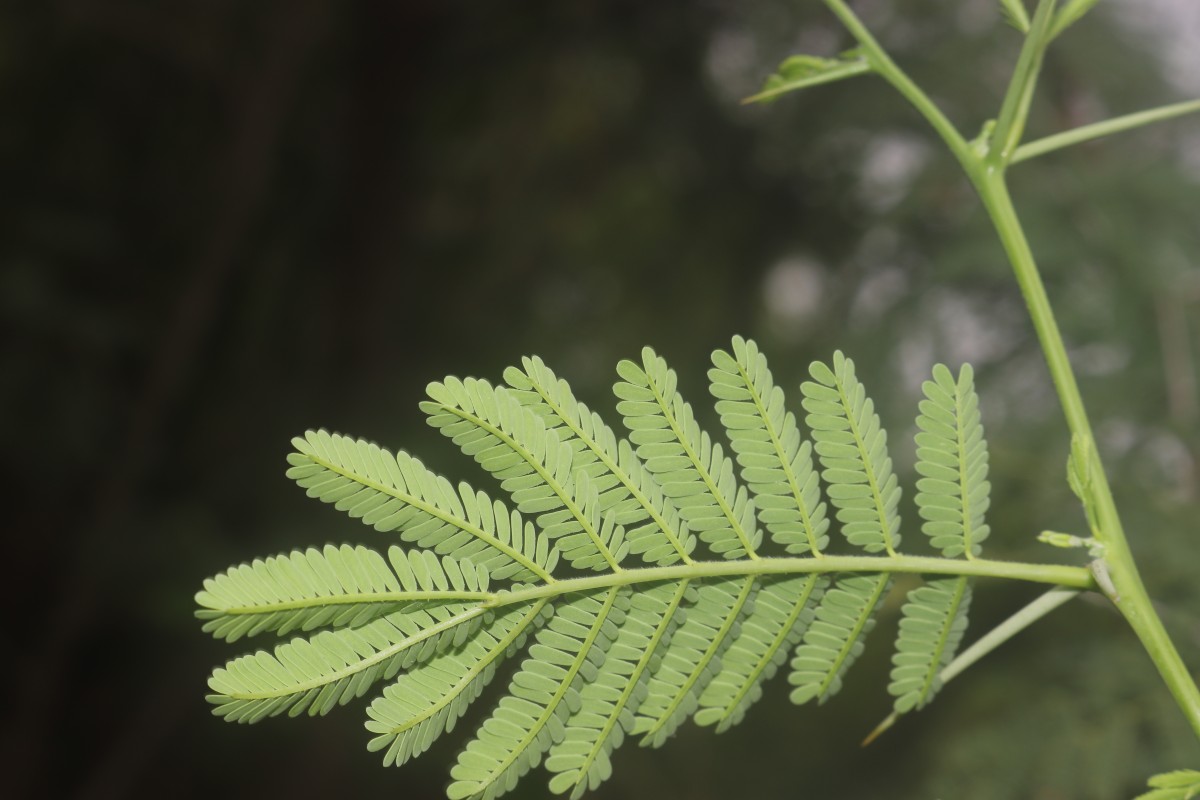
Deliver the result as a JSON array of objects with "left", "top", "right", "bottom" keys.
[{"left": 5, "top": 1, "right": 1200, "bottom": 798}]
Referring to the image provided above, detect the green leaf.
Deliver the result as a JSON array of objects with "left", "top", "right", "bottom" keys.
[
  {"left": 506, "top": 356, "right": 697, "bottom": 565},
  {"left": 696, "top": 574, "right": 827, "bottom": 731},
  {"left": 423, "top": 378, "right": 627, "bottom": 571},
  {"left": 1136, "top": 769, "right": 1200, "bottom": 800},
  {"left": 207, "top": 603, "right": 488, "bottom": 723},
  {"left": 616, "top": 347, "right": 762, "bottom": 560},
  {"left": 198, "top": 342, "right": 1074, "bottom": 799},
  {"left": 366, "top": 600, "right": 550, "bottom": 767},
  {"left": 633, "top": 576, "right": 757, "bottom": 745},
  {"left": 447, "top": 588, "right": 626, "bottom": 800},
  {"left": 196, "top": 544, "right": 491, "bottom": 642},
  {"left": 888, "top": 576, "right": 973, "bottom": 713},
  {"left": 709, "top": 336, "right": 830, "bottom": 556},
  {"left": 287, "top": 430, "right": 557, "bottom": 582},
  {"left": 789, "top": 573, "right": 892, "bottom": 705},
  {"left": 546, "top": 580, "right": 690, "bottom": 798},
  {"left": 914, "top": 363, "right": 990, "bottom": 559},
  {"left": 743, "top": 52, "right": 871, "bottom": 105},
  {"left": 801, "top": 351, "right": 902, "bottom": 555}
]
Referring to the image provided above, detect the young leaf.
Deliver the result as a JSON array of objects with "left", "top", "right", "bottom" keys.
[
  {"left": 1135, "top": 769, "right": 1200, "bottom": 800},
  {"left": 998, "top": 0, "right": 1031, "bottom": 32},
  {"left": 1049, "top": 0, "right": 1100, "bottom": 40},
  {"left": 743, "top": 52, "right": 871, "bottom": 105}
]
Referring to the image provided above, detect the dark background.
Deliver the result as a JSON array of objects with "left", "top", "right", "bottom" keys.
[{"left": 4, "top": 1, "right": 1199, "bottom": 798}]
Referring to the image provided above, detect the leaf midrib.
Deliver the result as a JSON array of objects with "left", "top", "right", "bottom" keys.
[{"left": 206, "top": 590, "right": 492, "bottom": 617}]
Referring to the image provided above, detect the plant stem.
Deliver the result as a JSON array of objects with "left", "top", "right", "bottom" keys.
[
  {"left": 987, "top": 0, "right": 1057, "bottom": 167},
  {"left": 821, "top": 0, "right": 976, "bottom": 174},
  {"left": 972, "top": 138, "right": 1200, "bottom": 749},
  {"left": 969, "top": 168, "right": 1200, "bottom": 741},
  {"left": 822, "top": 0, "right": 1200, "bottom": 743},
  {"left": 863, "top": 587, "right": 1083, "bottom": 745},
  {"left": 1012, "top": 98, "right": 1200, "bottom": 164},
  {"left": 484, "top": 555, "right": 1092, "bottom": 609}
]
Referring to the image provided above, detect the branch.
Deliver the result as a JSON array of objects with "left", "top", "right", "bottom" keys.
[
  {"left": 487, "top": 556, "right": 1095, "bottom": 609},
  {"left": 863, "top": 587, "right": 1081, "bottom": 744},
  {"left": 821, "top": 0, "right": 976, "bottom": 173},
  {"left": 1012, "top": 99, "right": 1200, "bottom": 164},
  {"left": 987, "top": 0, "right": 1058, "bottom": 166}
]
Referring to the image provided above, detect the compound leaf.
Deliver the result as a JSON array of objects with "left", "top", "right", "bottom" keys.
[{"left": 744, "top": 52, "right": 871, "bottom": 105}]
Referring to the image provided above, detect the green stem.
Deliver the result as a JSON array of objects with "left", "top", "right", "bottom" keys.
[
  {"left": 864, "top": 587, "right": 1081, "bottom": 745},
  {"left": 971, "top": 142, "right": 1200, "bottom": 744},
  {"left": 485, "top": 556, "right": 1092, "bottom": 609},
  {"left": 1012, "top": 98, "right": 1200, "bottom": 164},
  {"left": 821, "top": 0, "right": 976, "bottom": 174},
  {"left": 988, "top": 0, "right": 1058, "bottom": 167}
]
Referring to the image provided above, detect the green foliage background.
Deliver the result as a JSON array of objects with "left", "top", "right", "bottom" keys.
[{"left": 3, "top": 1, "right": 1197, "bottom": 798}]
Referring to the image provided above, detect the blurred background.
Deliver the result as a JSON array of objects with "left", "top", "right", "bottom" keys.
[{"left": 4, "top": 0, "right": 1199, "bottom": 798}]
